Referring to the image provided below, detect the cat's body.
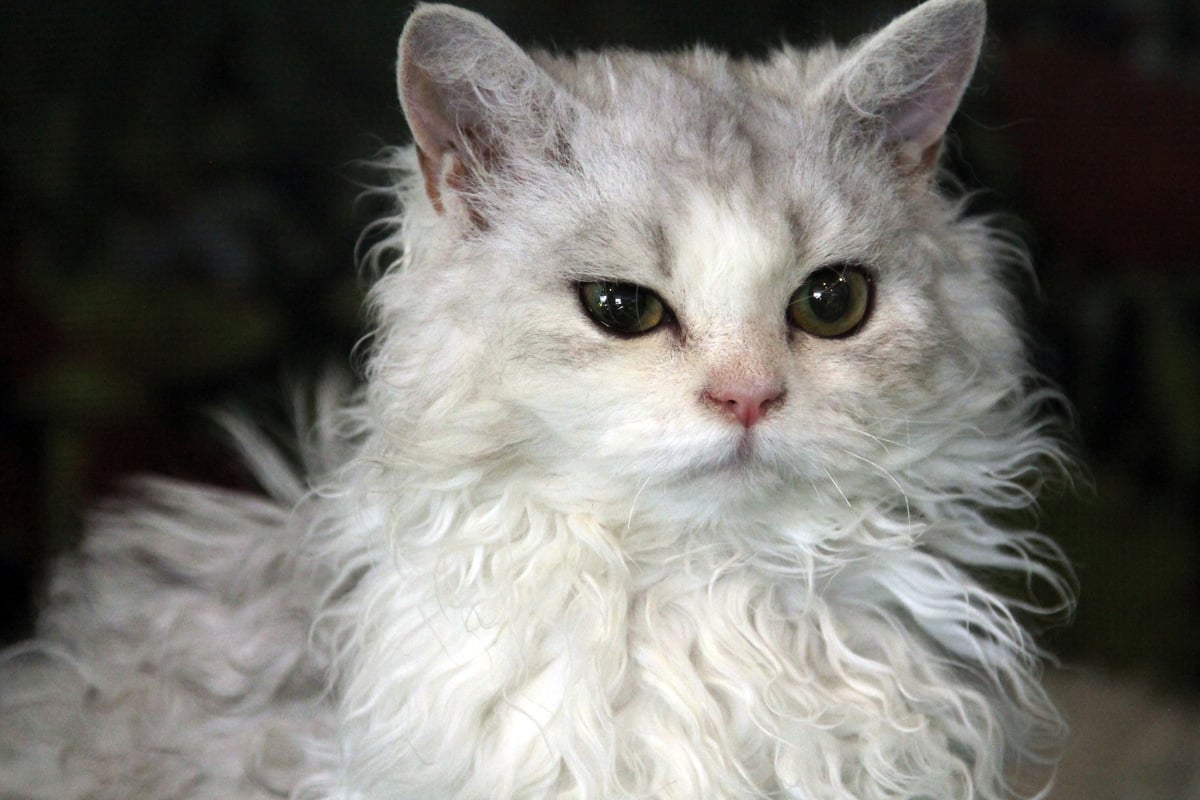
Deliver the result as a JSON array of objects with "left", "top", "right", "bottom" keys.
[{"left": 0, "top": 1, "right": 1073, "bottom": 798}]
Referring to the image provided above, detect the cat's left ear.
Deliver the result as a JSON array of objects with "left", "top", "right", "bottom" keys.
[{"left": 825, "top": 0, "right": 986, "bottom": 178}]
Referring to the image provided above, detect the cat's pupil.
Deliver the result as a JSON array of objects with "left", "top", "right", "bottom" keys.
[{"left": 807, "top": 271, "right": 852, "bottom": 322}]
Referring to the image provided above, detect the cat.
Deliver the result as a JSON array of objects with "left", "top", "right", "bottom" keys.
[{"left": 0, "top": 0, "right": 1075, "bottom": 798}]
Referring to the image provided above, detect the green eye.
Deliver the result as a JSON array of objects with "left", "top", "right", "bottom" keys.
[
  {"left": 787, "top": 265, "right": 872, "bottom": 338},
  {"left": 579, "top": 281, "right": 668, "bottom": 335}
]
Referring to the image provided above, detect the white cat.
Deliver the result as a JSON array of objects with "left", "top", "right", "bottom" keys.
[{"left": 0, "top": 1, "right": 1074, "bottom": 798}]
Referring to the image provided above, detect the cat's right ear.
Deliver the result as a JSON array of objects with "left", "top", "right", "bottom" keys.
[
  {"left": 398, "top": 4, "right": 570, "bottom": 227},
  {"left": 823, "top": 0, "right": 986, "bottom": 181}
]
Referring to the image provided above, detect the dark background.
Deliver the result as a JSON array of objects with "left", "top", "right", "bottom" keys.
[{"left": 2, "top": 0, "right": 1198, "bottom": 695}]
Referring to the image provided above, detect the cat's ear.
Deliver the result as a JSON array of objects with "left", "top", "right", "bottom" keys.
[
  {"left": 397, "top": 4, "right": 570, "bottom": 225},
  {"left": 825, "top": 0, "right": 985, "bottom": 178}
]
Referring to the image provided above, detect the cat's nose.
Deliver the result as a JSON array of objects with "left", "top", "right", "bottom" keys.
[{"left": 702, "top": 384, "right": 784, "bottom": 428}]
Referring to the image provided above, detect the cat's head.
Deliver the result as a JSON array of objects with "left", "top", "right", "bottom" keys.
[{"left": 367, "top": 0, "right": 1047, "bottom": 533}]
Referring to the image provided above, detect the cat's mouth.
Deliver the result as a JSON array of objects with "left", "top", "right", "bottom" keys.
[
  {"left": 703, "top": 428, "right": 768, "bottom": 474},
  {"left": 732, "top": 433, "right": 759, "bottom": 464}
]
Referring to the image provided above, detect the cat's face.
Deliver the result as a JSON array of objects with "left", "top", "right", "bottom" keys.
[{"left": 377, "top": 1, "right": 1021, "bottom": 528}]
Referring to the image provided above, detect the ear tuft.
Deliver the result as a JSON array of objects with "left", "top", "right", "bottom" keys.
[{"left": 831, "top": 0, "right": 986, "bottom": 176}]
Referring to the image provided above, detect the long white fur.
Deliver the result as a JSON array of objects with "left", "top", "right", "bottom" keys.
[{"left": 0, "top": 1, "right": 1074, "bottom": 798}]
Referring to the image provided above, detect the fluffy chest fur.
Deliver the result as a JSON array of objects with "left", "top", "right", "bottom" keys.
[{"left": 324, "top": 461, "right": 1059, "bottom": 799}]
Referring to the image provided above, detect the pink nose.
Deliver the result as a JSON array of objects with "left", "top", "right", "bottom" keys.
[{"left": 702, "top": 384, "right": 784, "bottom": 428}]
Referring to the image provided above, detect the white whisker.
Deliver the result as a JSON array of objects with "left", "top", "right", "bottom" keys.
[
  {"left": 823, "top": 468, "right": 854, "bottom": 508},
  {"left": 839, "top": 447, "right": 914, "bottom": 533},
  {"left": 626, "top": 475, "right": 652, "bottom": 531}
]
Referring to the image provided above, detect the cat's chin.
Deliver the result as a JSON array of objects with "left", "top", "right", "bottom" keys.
[
  {"left": 628, "top": 473, "right": 803, "bottom": 541},
  {"left": 700, "top": 431, "right": 770, "bottom": 477},
  {"left": 703, "top": 423, "right": 793, "bottom": 471},
  {"left": 648, "top": 430, "right": 800, "bottom": 510}
]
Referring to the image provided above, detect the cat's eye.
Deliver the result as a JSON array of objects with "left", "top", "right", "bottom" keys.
[
  {"left": 579, "top": 281, "right": 669, "bottom": 335},
  {"left": 787, "top": 265, "right": 872, "bottom": 338}
]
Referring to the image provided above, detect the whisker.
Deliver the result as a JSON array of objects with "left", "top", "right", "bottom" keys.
[
  {"left": 827, "top": 424, "right": 909, "bottom": 452},
  {"left": 839, "top": 448, "right": 914, "bottom": 534},
  {"left": 626, "top": 475, "right": 653, "bottom": 531},
  {"left": 823, "top": 468, "right": 854, "bottom": 508}
]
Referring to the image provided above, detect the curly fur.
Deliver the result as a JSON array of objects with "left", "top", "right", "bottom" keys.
[{"left": 1, "top": 2, "right": 1074, "bottom": 798}]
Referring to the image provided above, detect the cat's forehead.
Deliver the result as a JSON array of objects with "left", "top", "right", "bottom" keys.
[
  {"left": 543, "top": 51, "right": 880, "bottom": 219},
  {"left": 553, "top": 178, "right": 864, "bottom": 319},
  {"left": 667, "top": 191, "right": 797, "bottom": 308},
  {"left": 557, "top": 139, "right": 871, "bottom": 288},
  {"left": 535, "top": 45, "right": 839, "bottom": 118},
  {"left": 527, "top": 45, "right": 915, "bottom": 290},
  {"left": 539, "top": 48, "right": 824, "bottom": 166},
  {"left": 661, "top": 182, "right": 874, "bottom": 295}
]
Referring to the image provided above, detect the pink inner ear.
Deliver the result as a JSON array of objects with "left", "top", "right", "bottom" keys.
[
  {"left": 417, "top": 144, "right": 491, "bottom": 229},
  {"left": 402, "top": 67, "right": 466, "bottom": 209},
  {"left": 402, "top": 64, "right": 493, "bottom": 225},
  {"left": 403, "top": 69, "right": 496, "bottom": 161},
  {"left": 888, "top": 65, "right": 969, "bottom": 160},
  {"left": 416, "top": 147, "right": 447, "bottom": 214},
  {"left": 886, "top": 111, "right": 947, "bottom": 177},
  {"left": 883, "top": 64, "right": 972, "bottom": 175}
]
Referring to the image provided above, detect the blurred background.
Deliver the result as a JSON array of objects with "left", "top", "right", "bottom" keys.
[{"left": 1, "top": 0, "right": 1198, "bottom": 787}]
